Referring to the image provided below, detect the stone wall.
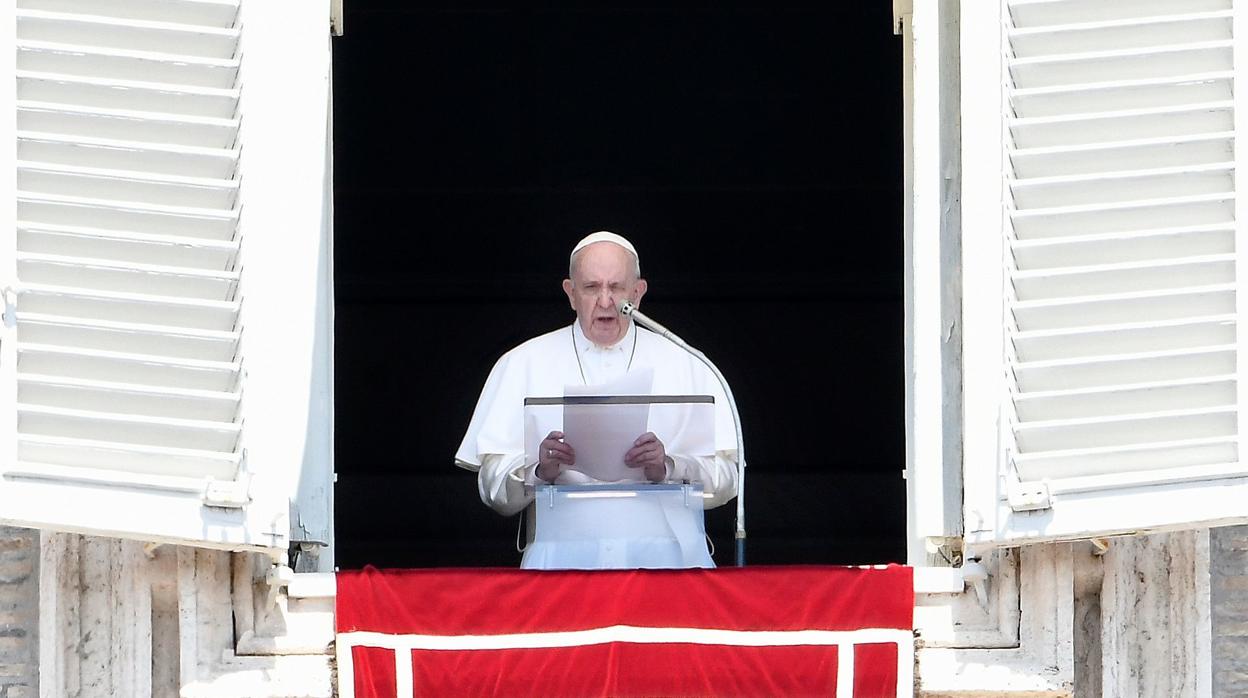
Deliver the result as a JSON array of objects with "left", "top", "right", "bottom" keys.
[
  {"left": 1211, "top": 525, "right": 1248, "bottom": 696},
  {"left": 0, "top": 527, "right": 37, "bottom": 698}
]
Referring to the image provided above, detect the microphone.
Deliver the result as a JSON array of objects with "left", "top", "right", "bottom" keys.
[
  {"left": 617, "top": 298, "right": 749, "bottom": 567},
  {"left": 617, "top": 299, "right": 682, "bottom": 346}
]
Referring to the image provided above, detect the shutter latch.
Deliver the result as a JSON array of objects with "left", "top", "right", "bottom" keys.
[
  {"left": 203, "top": 476, "right": 251, "bottom": 508},
  {"left": 1007, "top": 480, "right": 1051, "bottom": 512}
]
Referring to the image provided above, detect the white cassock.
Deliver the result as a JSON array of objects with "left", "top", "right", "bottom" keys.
[{"left": 455, "top": 320, "right": 739, "bottom": 568}]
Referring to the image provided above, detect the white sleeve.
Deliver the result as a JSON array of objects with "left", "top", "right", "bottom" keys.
[
  {"left": 667, "top": 451, "right": 739, "bottom": 509},
  {"left": 477, "top": 453, "right": 535, "bottom": 516}
]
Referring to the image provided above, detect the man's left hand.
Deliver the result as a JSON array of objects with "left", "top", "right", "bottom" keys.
[{"left": 625, "top": 432, "right": 669, "bottom": 483}]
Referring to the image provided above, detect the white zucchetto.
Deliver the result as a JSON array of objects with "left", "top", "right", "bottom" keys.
[{"left": 570, "top": 231, "right": 638, "bottom": 264}]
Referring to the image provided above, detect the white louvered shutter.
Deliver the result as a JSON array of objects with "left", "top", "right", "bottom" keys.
[
  {"left": 0, "top": 0, "right": 334, "bottom": 553},
  {"left": 963, "top": 0, "right": 1248, "bottom": 549}
]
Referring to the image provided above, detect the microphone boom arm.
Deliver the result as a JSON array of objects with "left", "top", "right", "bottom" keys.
[{"left": 618, "top": 299, "right": 747, "bottom": 566}]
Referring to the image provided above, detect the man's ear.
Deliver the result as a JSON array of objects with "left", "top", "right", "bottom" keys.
[
  {"left": 633, "top": 279, "right": 648, "bottom": 304},
  {"left": 562, "top": 279, "right": 576, "bottom": 311}
]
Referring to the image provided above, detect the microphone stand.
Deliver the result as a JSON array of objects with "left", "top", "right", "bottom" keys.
[{"left": 618, "top": 300, "right": 747, "bottom": 566}]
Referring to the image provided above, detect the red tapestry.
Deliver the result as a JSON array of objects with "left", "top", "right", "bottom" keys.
[{"left": 336, "top": 565, "right": 914, "bottom": 698}]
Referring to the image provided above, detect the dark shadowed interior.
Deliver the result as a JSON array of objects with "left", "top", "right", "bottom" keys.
[{"left": 331, "top": 1, "right": 905, "bottom": 568}]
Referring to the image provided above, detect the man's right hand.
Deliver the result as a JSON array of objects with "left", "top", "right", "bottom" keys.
[{"left": 537, "top": 430, "right": 575, "bottom": 482}]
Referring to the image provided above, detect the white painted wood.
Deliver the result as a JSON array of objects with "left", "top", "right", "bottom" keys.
[
  {"left": 1012, "top": 255, "right": 1235, "bottom": 300},
  {"left": 17, "top": 162, "right": 240, "bottom": 209},
  {"left": 1010, "top": 73, "right": 1234, "bottom": 118},
  {"left": 17, "top": 102, "right": 241, "bottom": 147},
  {"left": 1014, "top": 437, "right": 1238, "bottom": 481},
  {"left": 1010, "top": 42, "right": 1232, "bottom": 88},
  {"left": 17, "top": 0, "right": 241, "bottom": 27},
  {"left": 959, "top": 0, "right": 1007, "bottom": 551},
  {"left": 16, "top": 41, "right": 240, "bottom": 88},
  {"left": 16, "top": 225, "right": 240, "bottom": 269},
  {"left": 18, "top": 192, "right": 240, "bottom": 238},
  {"left": 902, "top": 0, "right": 962, "bottom": 565},
  {"left": 233, "top": 0, "right": 335, "bottom": 564},
  {"left": 15, "top": 9, "right": 240, "bottom": 58},
  {"left": 960, "top": 0, "right": 1248, "bottom": 549},
  {"left": 1009, "top": 0, "right": 1230, "bottom": 29},
  {"left": 1012, "top": 375, "right": 1235, "bottom": 421},
  {"left": 1010, "top": 103, "right": 1234, "bottom": 150},
  {"left": 1232, "top": 0, "right": 1248, "bottom": 522},
  {"left": 1008, "top": 11, "right": 1232, "bottom": 57},
  {"left": 16, "top": 132, "right": 240, "bottom": 178},
  {"left": 16, "top": 72, "right": 239, "bottom": 118},
  {"left": 0, "top": 0, "right": 19, "bottom": 566},
  {"left": 18, "top": 374, "right": 240, "bottom": 421},
  {"left": 1012, "top": 226, "right": 1235, "bottom": 271},
  {"left": 1011, "top": 164, "right": 1234, "bottom": 211}
]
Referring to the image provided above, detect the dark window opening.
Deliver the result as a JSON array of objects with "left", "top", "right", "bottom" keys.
[{"left": 332, "top": 2, "right": 904, "bottom": 568}]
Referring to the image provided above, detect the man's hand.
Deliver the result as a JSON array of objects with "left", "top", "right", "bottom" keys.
[
  {"left": 624, "top": 432, "right": 669, "bottom": 483},
  {"left": 537, "top": 430, "right": 575, "bottom": 482}
]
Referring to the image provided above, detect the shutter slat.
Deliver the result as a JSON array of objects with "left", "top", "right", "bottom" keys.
[
  {"left": 17, "top": 404, "right": 241, "bottom": 452},
  {"left": 1013, "top": 375, "right": 1235, "bottom": 421},
  {"left": 17, "top": 73, "right": 238, "bottom": 119},
  {"left": 20, "top": 286, "right": 239, "bottom": 331},
  {"left": 17, "top": 103, "right": 239, "bottom": 148},
  {"left": 1010, "top": 102, "right": 1233, "bottom": 148},
  {"left": 1012, "top": 225, "right": 1234, "bottom": 269},
  {"left": 1012, "top": 255, "right": 1235, "bottom": 300},
  {"left": 19, "top": 374, "right": 240, "bottom": 421},
  {"left": 1010, "top": 41, "right": 1232, "bottom": 88},
  {"left": 15, "top": 439, "right": 238, "bottom": 481},
  {"left": 1013, "top": 407, "right": 1236, "bottom": 452},
  {"left": 7, "top": 462, "right": 227, "bottom": 494},
  {"left": 18, "top": 163, "right": 238, "bottom": 209},
  {"left": 1013, "top": 346, "right": 1235, "bottom": 392},
  {"left": 1013, "top": 437, "right": 1238, "bottom": 481},
  {"left": 1010, "top": 133, "right": 1234, "bottom": 178},
  {"left": 1011, "top": 193, "right": 1234, "bottom": 239},
  {"left": 16, "top": 0, "right": 241, "bottom": 28},
  {"left": 1008, "top": 11, "right": 1232, "bottom": 58},
  {"left": 18, "top": 132, "right": 239, "bottom": 178},
  {"left": 17, "top": 253, "right": 239, "bottom": 301},
  {"left": 17, "top": 314, "right": 239, "bottom": 362},
  {"left": 1011, "top": 73, "right": 1233, "bottom": 119},
  {"left": 17, "top": 41, "right": 240, "bottom": 88},
  {"left": 1012, "top": 286, "right": 1235, "bottom": 331},
  {"left": 1013, "top": 315, "right": 1236, "bottom": 362},
  {"left": 18, "top": 194, "right": 238, "bottom": 239},
  {"left": 1010, "top": 163, "right": 1234, "bottom": 209},
  {"left": 1008, "top": 0, "right": 1231, "bottom": 29},
  {"left": 18, "top": 225, "right": 239, "bottom": 270},
  {"left": 16, "top": 10, "right": 240, "bottom": 58},
  {"left": 18, "top": 344, "right": 239, "bottom": 391}
]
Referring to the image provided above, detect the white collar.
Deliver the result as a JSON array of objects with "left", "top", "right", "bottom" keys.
[{"left": 571, "top": 319, "right": 636, "bottom": 354}]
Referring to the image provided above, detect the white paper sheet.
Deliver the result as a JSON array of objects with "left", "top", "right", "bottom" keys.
[{"left": 561, "top": 368, "right": 654, "bottom": 482}]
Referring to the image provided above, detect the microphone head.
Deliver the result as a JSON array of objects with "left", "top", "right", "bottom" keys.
[{"left": 617, "top": 298, "right": 636, "bottom": 316}]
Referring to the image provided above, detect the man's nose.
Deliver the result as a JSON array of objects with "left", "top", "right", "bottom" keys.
[{"left": 596, "top": 290, "right": 614, "bottom": 308}]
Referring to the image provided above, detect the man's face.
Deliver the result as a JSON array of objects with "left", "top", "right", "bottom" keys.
[{"left": 562, "top": 242, "right": 648, "bottom": 347}]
